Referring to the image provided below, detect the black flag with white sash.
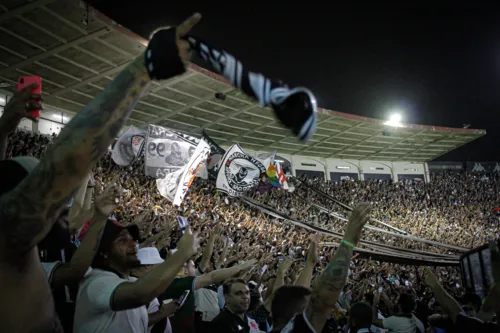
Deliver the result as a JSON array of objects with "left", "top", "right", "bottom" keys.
[
  {"left": 198, "top": 130, "right": 225, "bottom": 180},
  {"left": 185, "top": 35, "right": 317, "bottom": 143}
]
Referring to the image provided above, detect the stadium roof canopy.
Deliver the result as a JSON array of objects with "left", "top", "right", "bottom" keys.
[{"left": 0, "top": 0, "right": 486, "bottom": 162}]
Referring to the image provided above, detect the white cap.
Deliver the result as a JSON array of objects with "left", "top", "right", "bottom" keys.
[{"left": 138, "top": 247, "right": 164, "bottom": 265}]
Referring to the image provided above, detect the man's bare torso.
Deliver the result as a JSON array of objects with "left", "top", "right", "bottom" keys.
[{"left": 0, "top": 249, "right": 56, "bottom": 332}]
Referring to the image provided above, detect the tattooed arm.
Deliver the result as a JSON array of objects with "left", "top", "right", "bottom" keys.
[
  {"left": 305, "top": 204, "right": 370, "bottom": 333},
  {"left": 0, "top": 55, "right": 150, "bottom": 262},
  {"left": 0, "top": 14, "right": 201, "bottom": 262}
]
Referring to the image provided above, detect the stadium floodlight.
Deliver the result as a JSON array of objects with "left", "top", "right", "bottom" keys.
[{"left": 384, "top": 111, "right": 403, "bottom": 127}]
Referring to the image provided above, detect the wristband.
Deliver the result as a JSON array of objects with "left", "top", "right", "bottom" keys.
[
  {"left": 145, "top": 28, "right": 186, "bottom": 80},
  {"left": 341, "top": 240, "right": 356, "bottom": 248}
]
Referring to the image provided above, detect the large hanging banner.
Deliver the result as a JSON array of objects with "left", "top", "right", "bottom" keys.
[
  {"left": 157, "top": 139, "right": 210, "bottom": 206},
  {"left": 197, "top": 130, "right": 226, "bottom": 180},
  {"left": 174, "top": 139, "right": 210, "bottom": 205},
  {"left": 216, "top": 144, "right": 268, "bottom": 197},
  {"left": 145, "top": 125, "right": 199, "bottom": 179},
  {"left": 111, "top": 125, "right": 146, "bottom": 166}
]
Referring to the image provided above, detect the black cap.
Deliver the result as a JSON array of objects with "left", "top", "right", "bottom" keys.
[{"left": 92, "top": 218, "right": 140, "bottom": 267}]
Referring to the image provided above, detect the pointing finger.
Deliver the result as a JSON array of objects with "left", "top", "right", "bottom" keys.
[{"left": 176, "top": 13, "right": 202, "bottom": 38}]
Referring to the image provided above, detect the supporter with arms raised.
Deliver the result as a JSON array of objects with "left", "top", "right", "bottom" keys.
[
  {"left": 0, "top": 12, "right": 201, "bottom": 333},
  {"left": 266, "top": 236, "right": 320, "bottom": 333},
  {"left": 40, "top": 182, "right": 120, "bottom": 332},
  {"left": 42, "top": 183, "right": 120, "bottom": 289},
  {"left": 281, "top": 204, "right": 370, "bottom": 333},
  {"left": 74, "top": 226, "right": 199, "bottom": 333},
  {"left": 423, "top": 240, "right": 500, "bottom": 333}
]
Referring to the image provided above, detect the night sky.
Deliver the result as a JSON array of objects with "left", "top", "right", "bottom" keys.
[{"left": 92, "top": 1, "right": 500, "bottom": 161}]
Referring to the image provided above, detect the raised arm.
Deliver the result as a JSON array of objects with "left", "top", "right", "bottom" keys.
[
  {"left": 198, "top": 225, "right": 221, "bottom": 273},
  {"left": 295, "top": 234, "right": 320, "bottom": 288},
  {"left": 140, "top": 227, "right": 171, "bottom": 248},
  {"left": 51, "top": 185, "right": 119, "bottom": 289},
  {"left": 424, "top": 268, "right": 462, "bottom": 323},
  {"left": 306, "top": 204, "right": 370, "bottom": 333},
  {"left": 263, "top": 257, "right": 292, "bottom": 311},
  {"left": 112, "top": 227, "right": 199, "bottom": 311},
  {"left": 0, "top": 14, "right": 201, "bottom": 261},
  {"left": 215, "top": 238, "right": 230, "bottom": 269},
  {"left": 195, "top": 259, "right": 257, "bottom": 289}
]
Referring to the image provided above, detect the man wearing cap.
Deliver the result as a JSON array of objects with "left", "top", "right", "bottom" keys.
[
  {"left": 132, "top": 247, "right": 180, "bottom": 333},
  {"left": 39, "top": 183, "right": 121, "bottom": 332},
  {"left": 73, "top": 224, "right": 199, "bottom": 333}
]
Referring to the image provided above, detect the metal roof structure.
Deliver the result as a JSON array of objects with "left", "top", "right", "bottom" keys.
[{"left": 0, "top": 0, "right": 486, "bottom": 162}]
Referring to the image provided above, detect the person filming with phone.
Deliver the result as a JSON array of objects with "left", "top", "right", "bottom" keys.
[{"left": 73, "top": 224, "right": 200, "bottom": 333}]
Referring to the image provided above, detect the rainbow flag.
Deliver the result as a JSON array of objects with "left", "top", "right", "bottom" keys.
[{"left": 266, "top": 163, "right": 281, "bottom": 188}]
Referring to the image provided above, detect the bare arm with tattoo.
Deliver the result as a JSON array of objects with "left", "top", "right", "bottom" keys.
[
  {"left": 0, "top": 55, "right": 151, "bottom": 260},
  {"left": 306, "top": 204, "right": 370, "bottom": 333},
  {"left": 0, "top": 13, "right": 201, "bottom": 333},
  {"left": 0, "top": 13, "right": 200, "bottom": 261}
]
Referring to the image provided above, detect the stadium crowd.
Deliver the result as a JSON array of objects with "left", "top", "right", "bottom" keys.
[
  {"left": 3, "top": 126, "right": 499, "bottom": 333},
  {"left": 0, "top": 14, "right": 498, "bottom": 333}
]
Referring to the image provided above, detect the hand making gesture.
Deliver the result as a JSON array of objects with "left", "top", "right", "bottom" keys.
[{"left": 344, "top": 204, "right": 371, "bottom": 246}]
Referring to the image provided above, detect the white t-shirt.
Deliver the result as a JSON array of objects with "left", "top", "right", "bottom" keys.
[
  {"left": 382, "top": 315, "right": 424, "bottom": 333},
  {"left": 73, "top": 269, "right": 148, "bottom": 333}
]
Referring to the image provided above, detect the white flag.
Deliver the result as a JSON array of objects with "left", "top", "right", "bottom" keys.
[
  {"left": 171, "top": 139, "right": 210, "bottom": 206},
  {"left": 216, "top": 143, "right": 267, "bottom": 197},
  {"left": 145, "top": 125, "right": 199, "bottom": 178},
  {"left": 156, "top": 139, "right": 210, "bottom": 206},
  {"left": 156, "top": 168, "right": 184, "bottom": 203},
  {"left": 257, "top": 151, "right": 276, "bottom": 170},
  {"left": 111, "top": 126, "right": 146, "bottom": 166}
]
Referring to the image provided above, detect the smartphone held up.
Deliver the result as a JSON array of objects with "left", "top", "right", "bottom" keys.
[{"left": 17, "top": 76, "right": 42, "bottom": 118}]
